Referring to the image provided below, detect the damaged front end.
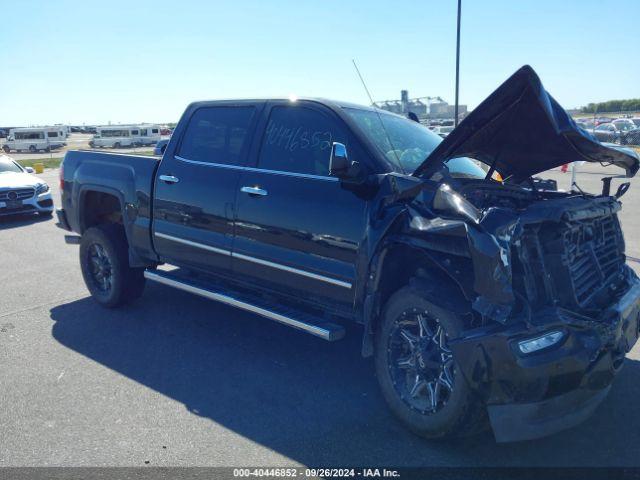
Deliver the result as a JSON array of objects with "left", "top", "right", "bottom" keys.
[
  {"left": 394, "top": 174, "right": 640, "bottom": 442},
  {"left": 430, "top": 184, "right": 640, "bottom": 442},
  {"left": 373, "top": 65, "right": 640, "bottom": 442}
]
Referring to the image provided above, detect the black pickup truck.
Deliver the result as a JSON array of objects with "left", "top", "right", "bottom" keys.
[{"left": 57, "top": 66, "right": 640, "bottom": 442}]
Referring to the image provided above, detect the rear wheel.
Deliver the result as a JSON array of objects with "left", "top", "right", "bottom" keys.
[
  {"left": 79, "top": 224, "right": 145, "bottom": 308},
  {"left": 29, "top": 145, "right": 36, "bottom": 153},
  {"left": 114, "top": 142, "right": 121, "bottom": 149},
  {"left": 374, "top": 284, "right": 486, "bottom": 439}
]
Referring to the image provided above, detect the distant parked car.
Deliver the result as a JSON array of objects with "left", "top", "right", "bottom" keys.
[
  {"left": 431, "top": 126, "right": 455, "bottom": 138},
  {"left": 0, "top": 155, "right": 53, "bottom": 217},
  {"left": 592, "top": 121, "right": 640, "bottom": 145},
  {"left": 595, "top": 116, "right": 615, "bottom": 126},
  {"left": 575, "top": 119, "right": 595, "bottom": 130},
  {"left": 153, "top": 139, "right": 169, "bottom": 156},
  {"left": 160, "top": 128, "right": 173, "bottom": 136}
]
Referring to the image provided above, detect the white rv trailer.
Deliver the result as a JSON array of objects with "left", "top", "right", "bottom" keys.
[
  {"left": 89, "top": 126, "right": 139, "bottom": 148},
  {"left": 137, "top": 124, "right": 161, "bottom": 146},
  {"left": 54, "top": 125, "right": 70, "bottom": 137},
  {"left": 2, "top": 127, "right": 66, "bottom": 153},
  {"left": 89, "top": 124, "right": 162, "bottom": 148}
]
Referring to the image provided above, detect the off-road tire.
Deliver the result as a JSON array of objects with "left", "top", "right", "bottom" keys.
[
  {"left": 80, "top": 224, "right": 145, "bottom": 308},
  {"left": 374, "top": 283, "right": 486, "bottom": 439}
]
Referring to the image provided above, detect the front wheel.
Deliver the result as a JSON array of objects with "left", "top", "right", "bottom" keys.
[
  {"left": 374, "top": 284, "right": 486, "bottom": 439},
  {"left": 29, "top": 145, "right": 36, "bottom": 153},
  {"left": 79, "top": 224, "right": 145, "bottom": 308}
]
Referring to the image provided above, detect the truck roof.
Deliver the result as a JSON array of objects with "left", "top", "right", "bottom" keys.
[{"left": 185, "top": 97, "right": 388, "bottom": 114}]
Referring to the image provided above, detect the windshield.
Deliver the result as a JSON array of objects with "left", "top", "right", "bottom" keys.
[
  {"left": 344, "top": 107, "right": 441, "bottom": 173},
  {"left": 0, "top": 160, "right": 23, "bottom": 174},
  {"left": 344, "top": 107, "right": 486, "bottom": 178}
]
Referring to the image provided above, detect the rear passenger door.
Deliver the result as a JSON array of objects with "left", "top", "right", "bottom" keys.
[
  {"left": 153, "top": 103, "right": 262, "bottom": 275},
  {"left": 232, "top": 101, "right": 368, "bottom": 308}
]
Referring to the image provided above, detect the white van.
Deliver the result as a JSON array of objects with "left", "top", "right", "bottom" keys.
[
  {"left": 137, "top": 125, "right": 161, "bottom": 146},
  {"left": 89, "top": 126, "right": 139, "bottom": 148},
  {"left": 2, "top": 128, "right": 66, "bottom": 153}
]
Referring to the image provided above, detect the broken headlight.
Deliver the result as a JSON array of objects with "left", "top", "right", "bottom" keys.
[{"left": 432, "top": 183, "right": 481, "bottom": 224}]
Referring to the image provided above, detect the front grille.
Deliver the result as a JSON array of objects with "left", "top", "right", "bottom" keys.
[
  {"left": 516, "top": 211, "right": 626, "bottom": 311},
  {"left": 562, "top": 215, "right": 624, "bottom": 306},
  {"left": 0, "top": 204, "right": 35, "bottom": 216},
  {"left": 0, "top": 187, "right": 35, "bottom": 201}
]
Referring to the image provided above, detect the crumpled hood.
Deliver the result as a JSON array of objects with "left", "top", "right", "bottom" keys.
[
  {"left": 413, "top": 65, "right": 640, "bottom": 181},
  {"left": 0, "top": 171, "right": 42, "bottom": 189}
]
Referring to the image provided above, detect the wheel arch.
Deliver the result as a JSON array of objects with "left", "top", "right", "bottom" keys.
[
  {"left": 78, "top": 185, "right": 126, "bottom": 234},
  {"left": 360, "top": 237, "right": 473, "bottom": 357}
]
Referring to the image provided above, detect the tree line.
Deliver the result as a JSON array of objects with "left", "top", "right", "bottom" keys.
[{"left": 581, "top": 99, "right": 640, "bottom": 113}]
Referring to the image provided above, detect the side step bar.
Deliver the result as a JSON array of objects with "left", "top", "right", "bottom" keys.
[{"left": 144, "top": 269, "right": 345, "bottom": 341}]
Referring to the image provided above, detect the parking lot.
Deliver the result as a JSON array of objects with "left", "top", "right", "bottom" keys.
[{"left": 1, "top": 165, "right": 640, "bottom": 467}]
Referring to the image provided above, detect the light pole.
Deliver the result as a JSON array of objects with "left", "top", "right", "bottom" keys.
[{"left": 454, "top": 0, "right": 461, "bottom": 127}]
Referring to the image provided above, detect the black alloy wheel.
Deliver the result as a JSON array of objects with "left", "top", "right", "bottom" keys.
[
  {"left": 387, "top": 308, "right": 455, "bottom": 414},
  {"left": 86, "top": 242, "right": 113, "bottom": 293}
]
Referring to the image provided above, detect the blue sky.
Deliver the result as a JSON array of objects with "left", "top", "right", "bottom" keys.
[{"left": 0, "top": 0, "right": 638, "bottom": 125}]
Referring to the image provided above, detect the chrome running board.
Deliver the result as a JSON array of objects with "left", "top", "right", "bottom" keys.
[{"left": 144, "top": 269, "right": 345, "bottom": 341}]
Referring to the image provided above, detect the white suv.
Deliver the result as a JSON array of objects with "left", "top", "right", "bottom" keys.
[{"left": 0, "top": 155, "right": 54, "bottom": 217}]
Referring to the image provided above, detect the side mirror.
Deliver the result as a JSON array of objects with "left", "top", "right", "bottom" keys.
[
  {"left": 25, "top": 167, "right": 35, "bottom": 173},
  {"left": 329, "top": 142, "right": 364, "bottom": 182},
  {"left": 329, "top": 142, "right": 350, "bottom": 176}
]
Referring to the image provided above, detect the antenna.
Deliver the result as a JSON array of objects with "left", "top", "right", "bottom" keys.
[{"left": 351, "top": 59, "right": 400, "bottom": 164}]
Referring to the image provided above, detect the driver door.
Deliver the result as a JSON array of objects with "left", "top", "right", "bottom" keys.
[{"left": 232, "top": 101, "right": 368, "bottom": 308}]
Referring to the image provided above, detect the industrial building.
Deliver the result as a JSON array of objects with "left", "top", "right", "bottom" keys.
[{"left": 375, "top": 90, "right": 467, "bottom": 121}]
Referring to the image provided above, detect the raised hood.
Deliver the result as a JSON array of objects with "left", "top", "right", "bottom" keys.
[{"left": 413, "top": 65, "right": 640, "bottom": 181}]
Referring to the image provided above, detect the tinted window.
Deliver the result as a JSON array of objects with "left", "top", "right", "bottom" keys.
[
  {"left": 16, "top": 132, "right": 45, "bottom": 140},
  {"left": 102, "top": 130, "right": 129, "bottom": 137},
  {"left": 258, "top": 106, "right": 348, "bottom": 176},
  {"left": 178, "top": 107, "right": 255, "bottom": 165}
]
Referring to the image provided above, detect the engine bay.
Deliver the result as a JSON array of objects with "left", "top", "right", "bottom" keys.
[{"left": 454, "top": 179, "right": 572, "bottom": 211}]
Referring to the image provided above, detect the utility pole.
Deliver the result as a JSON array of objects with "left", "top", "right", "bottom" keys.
[{"left": 454, "top": 0, "right": 461, "bottom": 127}]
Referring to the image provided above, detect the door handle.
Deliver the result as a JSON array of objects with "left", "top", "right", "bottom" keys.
[
  {"left": 159, "top": 175, "right": 179, "bottom": 184},
  {"left": 241, "top": 186, "right": 268, "bottom": 196}
]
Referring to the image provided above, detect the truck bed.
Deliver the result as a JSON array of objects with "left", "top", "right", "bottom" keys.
[{"left": 60, "top": 150, "right": 161, "bottom": 265}]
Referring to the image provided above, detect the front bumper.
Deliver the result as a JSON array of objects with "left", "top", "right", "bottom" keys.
[
  {"left": 452, "top": 270, "right": 640, "bottom": 442},
  {"left": 0, "top": 192, "right": 54, "bottom": 217}
]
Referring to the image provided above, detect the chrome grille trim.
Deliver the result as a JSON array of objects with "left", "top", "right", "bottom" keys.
[{"left": 0, "top": 187, "right": 35, "bottom": 200}]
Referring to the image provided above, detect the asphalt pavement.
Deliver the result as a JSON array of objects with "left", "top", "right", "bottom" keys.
[{"left": 1, "top": 166, "right": 640, "bottom": 467}]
